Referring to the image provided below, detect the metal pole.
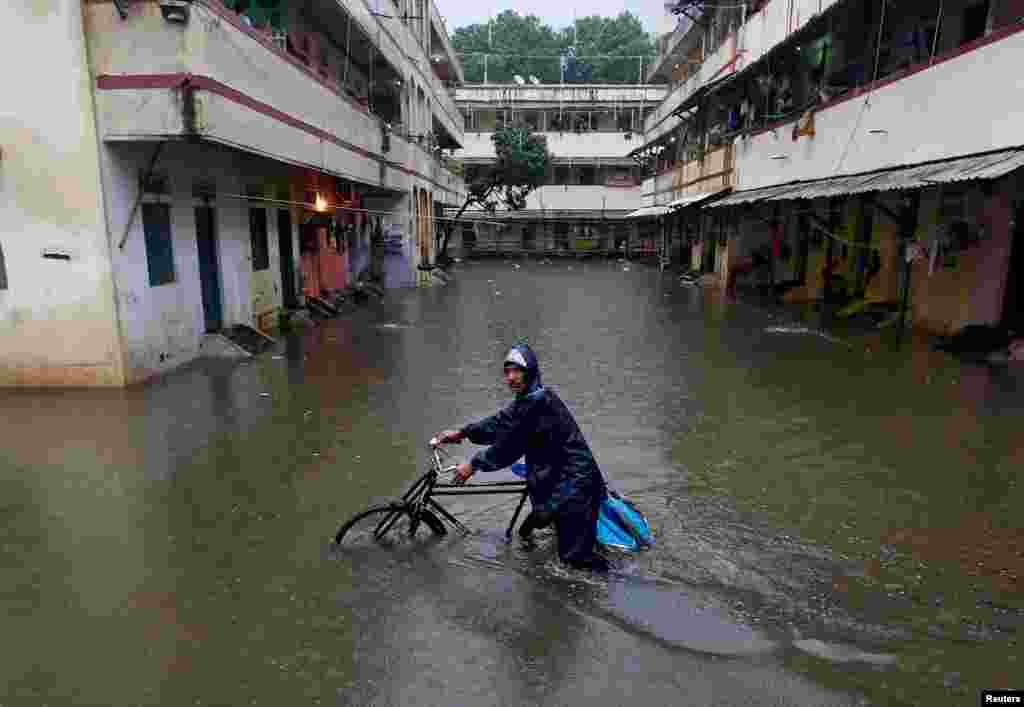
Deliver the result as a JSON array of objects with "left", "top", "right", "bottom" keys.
[
  {"left": 343, "top": 13, "right": 352, "bottom": 86},
  {"left": 822, "top": 197, "right": 841, "bottom": 324},
  {"left": 930, "top": 0, "right": 944, "bottom": 64},
  {"left": 899, "top": 191, "right": 921, "bottom": 331}
]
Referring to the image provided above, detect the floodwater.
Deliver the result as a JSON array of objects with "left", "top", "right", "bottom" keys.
[{"left": 2, "top": 260, "right": 1021, "bottom": 706}]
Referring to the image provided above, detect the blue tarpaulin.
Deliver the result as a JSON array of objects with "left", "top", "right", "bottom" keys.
[{"left": 511, "top": 463, "right": 653, "bottom": 552}]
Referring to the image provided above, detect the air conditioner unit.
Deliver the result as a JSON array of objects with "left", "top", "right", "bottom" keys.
[{"left": 159, "top": 0, "right": 190, "bottom": 23}]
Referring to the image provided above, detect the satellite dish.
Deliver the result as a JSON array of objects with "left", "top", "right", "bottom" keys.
[
  {"left": 529, "top": 75, "right": 541, "bottom": 85},
  {"left": 513, "top": 75, "right": 526, "bottom": 85}
]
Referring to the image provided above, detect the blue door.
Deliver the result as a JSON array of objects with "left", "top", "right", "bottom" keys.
[{"left": 195, "top": 207, "right": 223, "bottom": 332}]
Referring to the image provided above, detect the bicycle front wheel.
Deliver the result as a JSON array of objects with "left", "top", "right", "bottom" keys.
[{"left": 334, "top": 504, "right": 446, "bottom": 547}]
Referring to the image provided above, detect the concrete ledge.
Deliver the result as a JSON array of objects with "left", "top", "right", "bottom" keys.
[
  {"left": 0, "top": 362, "right": 126, "bottom": 388},
  {"left": 199, "top": 333, "right": 253, "bottom": 360}
]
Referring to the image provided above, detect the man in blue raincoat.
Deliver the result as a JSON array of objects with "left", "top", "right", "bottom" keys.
[{"left": 436, "top": 342, "right": 608, "bottom": 571}]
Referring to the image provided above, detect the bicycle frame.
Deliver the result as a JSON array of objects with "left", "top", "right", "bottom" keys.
[{"left": 413, "top": 443, "right": 530, "bottom": 539}]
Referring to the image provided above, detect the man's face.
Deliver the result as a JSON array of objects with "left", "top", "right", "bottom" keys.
[{"left": 504, "top": 365, "right": 527, "bottom": 394}]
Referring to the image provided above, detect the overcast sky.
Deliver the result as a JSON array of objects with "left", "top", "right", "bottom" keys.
[{"left": 436, "top": 0, "right": 667, "bottom": 35}]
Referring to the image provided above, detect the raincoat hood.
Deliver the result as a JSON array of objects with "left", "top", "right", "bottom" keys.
[{"left": 503, "top": 343, "right": 543, "bottom": 398}]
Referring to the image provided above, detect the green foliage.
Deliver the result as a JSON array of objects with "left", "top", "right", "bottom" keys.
[
  {"left": 452, "top": 11, "right": 654, "bottom": 84},
  {"left": 437, "top": 124, "right": 551, "bottom": 260},
  {"left": 469, "top": 126, "right": 549, "bottom": 211}
]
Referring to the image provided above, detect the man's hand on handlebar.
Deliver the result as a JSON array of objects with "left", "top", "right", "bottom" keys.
[
  {"left": 435, "top": 429, "right": 465, "bottom": 445},
  {"left": 453, "top": 462, "right": 474, "bottom": 485}
]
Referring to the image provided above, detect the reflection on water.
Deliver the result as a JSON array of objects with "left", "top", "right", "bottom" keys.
[{"left": 1, "top": 261, "right": 1020, "bottom": 706}]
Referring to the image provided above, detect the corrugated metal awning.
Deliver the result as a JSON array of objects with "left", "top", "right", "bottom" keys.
[
  {"left": 626, "top": 205, "right": 672, "bottom": 218},
  {"left": 707, "top": 147, "right": 1024, "bottom": 208},
  {"left": 707, "top": 182, "right": 804, "bottom": 208},
  {"left": 667, "top": 187, "right": 732, "bottom": 209}
]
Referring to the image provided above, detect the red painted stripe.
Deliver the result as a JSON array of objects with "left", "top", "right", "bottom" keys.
[
  {"left": 95, "top": 72, "right": 460, "bottom": 196},
  {"left": 96, "top": 74, "right": 191, "bottom": 90}
]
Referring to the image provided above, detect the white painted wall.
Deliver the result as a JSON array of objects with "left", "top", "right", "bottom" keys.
[
  {"left": 733, "top": 30, "right": 1024, "bottom": 189},
  {"left": 0, "top": 0, "right": 125, "bottom": 386},
  {"left": 644, "top": 0, "right": 842, "bottom": 144},
  {"left": 97, "top": 141, "right": 297, "bottom": 383},
  {"left": 457, "top": 131, "right": 641, "bottom": 161},
  {"left": 520, "top": 186, "right": 643, "bottom": 213}
]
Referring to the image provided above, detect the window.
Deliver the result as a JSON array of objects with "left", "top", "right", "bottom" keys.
[
  {"left": 250, "top": 207, "right": 270, "bottom": 271},
  {"left": 0, "top": 239, "right": 7, "bottom": 290},
  {"left": 142, "top": 203, "right": 175, "bottom": 286}
]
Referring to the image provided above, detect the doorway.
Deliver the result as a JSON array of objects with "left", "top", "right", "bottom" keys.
[
  {"left": 1001, "top": 204, "right": 1024, "bottom": 331},
  {"left": 195, "top": 206, "right": 223, "bottom": 332},
  {"left": 277, "top": 209, "right": 298, "bottom": 308}
]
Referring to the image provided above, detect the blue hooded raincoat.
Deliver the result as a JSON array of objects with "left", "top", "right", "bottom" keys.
[{"left": 460, "top": 343, "right": 608, "bottom": 568}]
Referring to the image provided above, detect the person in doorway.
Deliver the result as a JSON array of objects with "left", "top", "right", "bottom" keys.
[{"left": 435, "top": 342, "right": 609, "bottom": 571}]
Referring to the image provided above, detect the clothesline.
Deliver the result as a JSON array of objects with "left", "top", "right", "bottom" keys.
[{"left": 209, "top": 191, "right": 509, "bottom": 226}]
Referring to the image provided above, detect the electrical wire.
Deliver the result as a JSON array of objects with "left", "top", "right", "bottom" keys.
[
  {"left": 208, "top": 190, "right": 510, "bottom": 226},
  {"left": 831, "top": 0, "right": 887, "bottom": 176}
]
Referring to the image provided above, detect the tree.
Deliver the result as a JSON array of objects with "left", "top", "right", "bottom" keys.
[
  {"left": 437, "top": 125, "right": 551, "bottom": 264},
  {"left": 559, "top": 13, "right": 654, "bottom": 83},
  {"left": 452, "top": 11, "right": 562, "bottom": 84},
  {"left": 452, "top": 11, "right": 654, "bottom": 84}
]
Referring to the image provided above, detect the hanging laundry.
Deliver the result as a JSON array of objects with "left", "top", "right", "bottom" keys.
[
  {"left": 905, "top": 241, "right": 926, "bottom": 264},
  {"left": 770, "top": 221, "right": 784, "bottom": 259},
  {"left": 928, "top": 238, "right": 940, "bottom": 276},
  {"left": 796, "top": 109, "right": 816, "bottom": 137}
]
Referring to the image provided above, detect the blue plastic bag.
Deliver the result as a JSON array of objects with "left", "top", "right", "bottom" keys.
[
  {"left": 509, "top": 463, "right": 652, "bottom": 552},
  {"left": 597, "top": 490, "right": 653, "bottom": 551}
]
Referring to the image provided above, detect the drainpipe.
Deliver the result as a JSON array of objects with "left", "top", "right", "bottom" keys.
[{"left": 181, "top": 75, "right": 197, "bottom": 140}]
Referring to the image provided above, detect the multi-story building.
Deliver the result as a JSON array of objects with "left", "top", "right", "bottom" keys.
[
  {"left": 632, "top": 0, "right": 1024, "bottom": 335},
  {"left": 1, "top": 0, "right": 466, "bottom": 386},
  {"left": 452, "top": 83, "right": 666, "bottom": 256}
]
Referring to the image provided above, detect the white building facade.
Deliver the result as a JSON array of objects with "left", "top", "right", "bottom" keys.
[
  {"left": 1, "top": 0, "right": 466, "bottom": 386},
  {"left": 451, "top": 84, "right": 666, "bottom": 256},
  {"left": 632, "top": 0, "right": 1024, "bottom": 335}
]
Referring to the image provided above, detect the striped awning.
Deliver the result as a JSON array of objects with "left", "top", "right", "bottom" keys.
[{"left": 708, "top": 147, "right": 1024, "bottom": 208}]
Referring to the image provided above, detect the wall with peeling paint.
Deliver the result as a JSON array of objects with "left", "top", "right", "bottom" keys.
[
  {"left": 97, "top": 141, "right": 295, "bottom": 383},
  {"left": 0, "top": 0, "right": 126, "bottom": 386}
]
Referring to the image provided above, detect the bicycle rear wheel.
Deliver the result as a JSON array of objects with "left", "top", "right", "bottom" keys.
[{"left": 334, "top": 504, "right": 447, "bottom": 547}]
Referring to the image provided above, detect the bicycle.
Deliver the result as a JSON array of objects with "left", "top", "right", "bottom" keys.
[{"left": 333, "top": 440, "right": 529, "bottom": 547}]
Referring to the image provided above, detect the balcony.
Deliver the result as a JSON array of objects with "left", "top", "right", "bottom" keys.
[
  {"left": 457, "top": 131, "right": 643, "bottom": 162},
  {"left": 733, "top": 26, "right": 1024, "bottom": 190},
  {"left": 648, "top": 14, "right": 699, "bottom": 82},
  {"left": 643, "top": 0, "right": 843, "bottom": 145},
  {"left": 429, "top": 2, "right": 464, "bottom": 84},
  {"left": 643, "top": 144, "right": 735, "bottom": 206},
  {"left": 87, "top": 0, "right": 466, "bottom": 197},
  {"left": 369, "top": 0, "right": 464, "bottom": 141},
  {"left": 455, "top": 85, "right": 666, "bottom": 105}
]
